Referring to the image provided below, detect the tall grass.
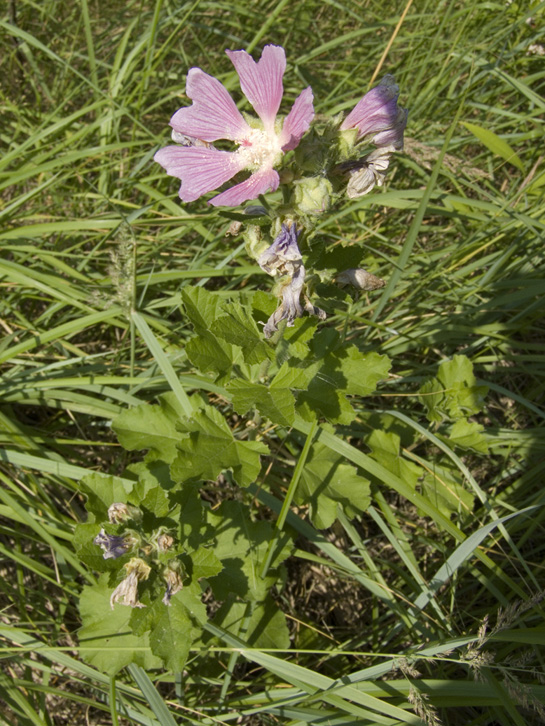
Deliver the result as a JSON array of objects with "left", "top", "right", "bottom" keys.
[{"left": 1, "top": 0, "right": 545, "bottom": 724}]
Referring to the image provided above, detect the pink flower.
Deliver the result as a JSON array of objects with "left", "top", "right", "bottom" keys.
[
  {"left": 154, "top": 45, "right": 314, "bottom": 207},
  {"left": 341, "top": 75, "right": 407, "bottom": 150}
]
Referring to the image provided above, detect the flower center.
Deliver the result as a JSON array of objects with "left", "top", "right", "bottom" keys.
[{"left": 237, "top": 128, "right": 283, "bottom": 171}]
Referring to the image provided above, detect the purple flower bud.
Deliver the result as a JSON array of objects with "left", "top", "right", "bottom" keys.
[{"left": 341, "top": 75, "right": 407, "bottom": 150}]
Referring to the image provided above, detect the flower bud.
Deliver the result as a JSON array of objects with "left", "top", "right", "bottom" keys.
[
  {"left": 157, "top": 533, "right": 174, "bottom": 552},
  {"left": 337, "top": 268, "right": 385, "bottom": 291},
  {"left": 293, "top": 176, "right": 333, "bottom": 216},
  {"left": 243, "top": 224, "right": 266, "bottom": 261},
  {"left": 150, "top": 527, "right": 176, "bottom": 554}
]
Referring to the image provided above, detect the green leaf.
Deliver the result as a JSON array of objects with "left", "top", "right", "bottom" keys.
[
  {"left": 212, "top": 302, "right": 273, "bottom": 365},
  {"left": 212, "top": 595, "right": 290, "bottom": 649},
  {"left": 80, "top": 473, "right": 135, "bottom": 519},
  {"left": 297, "top": 442, "right": 371, "bottom": 529},
  {"left": 271, "top": 360, "right": 314, "bottom": 390},
  {"left": 228, "top": 378, "right": 295, "bottom": 426},
  {"left": 113, "top": 393, "right": 190, "bottom": 463},
  {"left": 461, "top": 121, "right": 524, "bottom": 172},
  {"left": 147, "top": 584, "right": 207, "bottom": 672},
  {"left": 447, "top": 419, "right": 489, "bottom": 453},
  {"left": 190, "top": 546, "right": 223, "bottom": 580},
  {"left": 419, "top": 355, "right": 488, "bottom": 423},
  {"left": 140, "top": 484, "right": 170, "bottom": 518},
  {"left": 181, "top": 286, "right": 226, "bottom": 332},
  {"left": 294, "top": 339, "right": 391, "bottom": 424},
  {"left": 207, "top": 501, "right": 292, "bottom": 601},
  {"left": 366, "top": 430, "right": 422, "bottom": 491},
  {"left": 171, "top": 402, "right": 269, "bottom": 487},
  {"left": 186, "top": 330, "right": 235, "bottom": 375},
  {"left": 421, "top": 460, "right": 474, "bottom": 519},
  {"left": 78, "top": 574, "right": 162, "bottom": 675},
  {"left": 129, "top": 460, "right": 176, "bottom": 505}
]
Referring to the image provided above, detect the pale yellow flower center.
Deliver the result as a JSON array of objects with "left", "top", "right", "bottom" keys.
[{"left": 237, "top": 127, "right": 283, "bottom": 171}]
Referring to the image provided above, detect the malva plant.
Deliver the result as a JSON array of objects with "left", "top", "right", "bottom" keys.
[
  {"left": 154, "top": 44, "right": 407, "bottom": 335},
  {"left": 76, "top": 44, "right": 493, "bottom": 680}
]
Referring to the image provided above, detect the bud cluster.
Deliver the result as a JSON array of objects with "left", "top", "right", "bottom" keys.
[
  {"left": 242, "top": 74, "right": 406, "bottom": 334},
  {"left": 93, "top": 503, "right": 183, "bottom": 609}
]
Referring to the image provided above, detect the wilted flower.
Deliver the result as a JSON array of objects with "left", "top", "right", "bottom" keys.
[
  {"left": 341, "top": 74, "right": 407, "bottom": 151},
  {"left": 154, "top": 45, "right": 314, "bottom": 207},
  {"left": 258, "top": 224, "right": 326, "bottom": 338},
  {"left": 162, "top": 563, "right": 184, "bottom": 606},
  {"left": 258, "top": 222, "right": 303, "bottom": 276},
  {"left": 107, "top": 502, "right": 142, "bottom": 524},
  {"left": 345, "top": 147, "right": 394, "bottom": 198},
  {"left": 157, "top": 533, "right": 174, "bottom": 552},
  {"left": 94, "top": 528, "right": 136, "bottom": 560},
  {"left": 110, "top": 558, "right": 151, "bottom": 609}
]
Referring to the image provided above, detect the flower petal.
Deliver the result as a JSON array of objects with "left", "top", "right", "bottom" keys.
[
  {"left": 154, "top": 146, "right": 245, "bottom": 202},
  {"left": 341, "top": 75, "right": 400, "bottom": 139},
  {"left": 209, "top": 166, "right": 279, "bottom": 207},
  {"left": 170, "top": 68, "right": 251, "bottom": 142},
  {"left": 226, "top": 45, "right": 286, "bottom": 132},
  {"left": 372, "top": 108, "right": 408, "bottom": 150},
  {"left": 278, "top": 87, "right": 314, "bottom": 151}
]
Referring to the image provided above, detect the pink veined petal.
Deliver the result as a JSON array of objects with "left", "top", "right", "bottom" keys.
[
  {"left": 340, "top": 76, "right": 399, "bottom": 138},
  {"left": 209, "top": 166, "right": 280, "bottom": 207},
  {"left": 278, "top": 86, "right": 314, "bottom": 151},
  {"left": 226, "top": 45, "right": 286, "bottom": 133},
  {"left": 170, "top": 68, "right": 251, "bottom": 143},
  {"left": 372, "top": 108, "right": 408, "bottom": 150},
  {"left": 154, "top": 146, "right": 246, "bottom": 202}
]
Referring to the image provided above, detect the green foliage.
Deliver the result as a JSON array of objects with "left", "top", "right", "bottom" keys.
[
  {"left": 297, "top": 440, "right": 371, "bottom": 529},
  {"left": 419, "top": 355, "right": 488, "bottom": 423},
  {"left": 79, "top": 575, "right": 163, "bottom": 676},
  {"left": 171, "top": 400, "right": 269, "bottom": 487},
  {"left": 2, "top": 0, "right": 545, "bottom": 723}
]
